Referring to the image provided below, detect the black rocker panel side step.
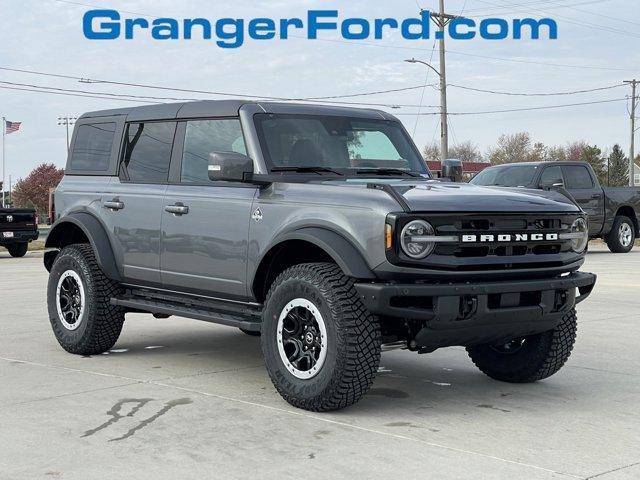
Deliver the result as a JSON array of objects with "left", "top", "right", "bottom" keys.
[{"left": 110, "top": 297, "right": 262, "bottom": 332}]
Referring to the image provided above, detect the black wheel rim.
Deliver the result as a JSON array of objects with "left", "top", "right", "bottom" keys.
[
  {"left": 277, "top": 298, "right": 327, "bottom": 379},
  {"left": 56, "top": 270, "right": 85, "bottom": 330}
]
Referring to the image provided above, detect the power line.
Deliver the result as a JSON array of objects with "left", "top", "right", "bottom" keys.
[
  {"left": 0, "top": 85, "right": 157, "bottom": 103},
  {"left": 473, "top": 0, "right": 640, "bottom": 39},
  {"left": 448, "top": 82, "right": 625, "bottom": 96},
  {"left": 395, "top": 97, "right": 633, "bottom": 116},
  {"left": 0, "top": 78, "right": 443, "bottom": 109},
  {"left": 0, "top": 66, "right": 437, "bottom": 102},
  {"left": 0, "top": 68, "right": 630, "bottom": 107}
]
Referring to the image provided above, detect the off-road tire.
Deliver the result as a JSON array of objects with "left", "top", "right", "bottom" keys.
[
  {"left": 261, "top": 263, "right": 381, "bottom": 412},
  {"left": 606, "top": 215, "right": 635, "bottom": 253},
  {"left": 47, "top": 244, "right": 125, "bottom": 355},
  {"left": 466, "top": 309, "right": 577, "bottom": 383},
  {"left": 7, "top": 243, "right": 28, "bottom": 257},
  {"left": 240, "top": 328, "right": 261, "bottom": 337}
]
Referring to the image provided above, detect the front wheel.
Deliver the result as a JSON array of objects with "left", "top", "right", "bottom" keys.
[
  {"left": 47, "top": 244, "right": 125, "bottom": 355},
  {"left": 466, "top": 309, "right": 577, "bottom": 383},
  {"left": 261, "top": 263, "right": 381, "bottom": 412},
  {"left": 7, "top": 243, "right": 28, "bottom": 257},
  {"left": 606, "top": 215, "right": 635, "bottom": 253}
]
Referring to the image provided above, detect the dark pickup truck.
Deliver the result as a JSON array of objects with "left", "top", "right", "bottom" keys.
[
  {"left": 0, "top": 208, "right": 39, "bottom": 257},
  {"left": 470, "top": 161, "right": 640, "bottom": 253}
]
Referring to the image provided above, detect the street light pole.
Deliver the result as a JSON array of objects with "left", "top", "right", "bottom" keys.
[
  {"left": 57, "top": 116, "right": 77, "bottom": 152},
  {"left": 405, "top": 58, "right": 447, "bottom": 160}
]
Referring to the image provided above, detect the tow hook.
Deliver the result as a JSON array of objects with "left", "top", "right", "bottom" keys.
[{"left": 459, "top": 295, "right": 478, "bottom": 320}]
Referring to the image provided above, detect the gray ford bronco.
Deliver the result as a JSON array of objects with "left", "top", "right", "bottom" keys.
[{"left": 45, "top": 100, "right": 596, "bottom": 411}]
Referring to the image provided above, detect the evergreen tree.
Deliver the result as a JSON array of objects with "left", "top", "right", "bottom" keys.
[
  {"left": 579, "top": 145, "right": 607, "bottom": 185},
  {"left": 607, "top": 144, "right": 628, "bottom": 187}
]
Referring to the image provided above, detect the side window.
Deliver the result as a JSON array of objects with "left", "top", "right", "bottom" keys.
[
  {"left": 539, "top": 166, "right": 563, "bottom": 187},
  {"left": 69, "top": 123, "right": 116, "bottom": 172},
  {"left": 561, "top": 165, "right": 594, "bottom": 189},
  {"left": 120, "top": 122, "right": 176, "bottom": 183},
  {"left": 181, "top": 119, "right": 246, "bottom": 183}
]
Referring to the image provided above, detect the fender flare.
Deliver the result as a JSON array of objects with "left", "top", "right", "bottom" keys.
[
  {"left": 259, "top": 227, "right": 376, "bottom": 280},
  {"left": 45, "top": 212, "right": 121, "bottom": 281}
]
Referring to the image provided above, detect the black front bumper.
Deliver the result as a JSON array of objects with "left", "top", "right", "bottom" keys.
[
  {"left": 0, "top": 230, "right": 39, "bottom": 245},
  {"left": 355, "top": 271, "right": 596, "bottom": 351}
]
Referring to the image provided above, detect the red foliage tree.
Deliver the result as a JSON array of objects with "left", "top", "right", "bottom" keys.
[{"left": 12, "top": 163, "right": 64, "bottom": 215}]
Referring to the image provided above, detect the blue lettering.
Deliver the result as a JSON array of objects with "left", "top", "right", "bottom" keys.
[
  {"left": 184, "top": 18, "right": 212, "bottom": 40},
  {"left": 401, "top": 10, "right": 430, "bottom": 40},
  {"left": 215, "top": 18, "right": 244, "bottom": 48},
  {"left": 280, "top": 18, "right": 304, "bottom": 39},
  {"left": 513, "top": 18, "right": 557, "bottom": 39},
  {"left": 152, "top": 18, "right": 179, "bottom": 40},
  {"left": 480, "top": 18, "right": 509, "bottom": 40},
  {"left": 83, "top": 9, "right": 120, "bottom": 40},
  {"left": 249, "top": 18, "right": 276, "bottom": 40},
  {"left": 449, "top": 17, "right": 476, "bottom": 40},
  {"left": 125, "top": 18, "right": 149, "bottom": 39},
  {"left": 341, "top": 18, "right": 369, "bottom": 40},
  {"left": 374, "top": 18, "right": 398, "bottom": 39},
  {"left": 308, "top": 10, "right": 338, "bottom": 39}
]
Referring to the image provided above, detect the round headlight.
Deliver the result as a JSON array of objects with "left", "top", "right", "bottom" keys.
[
  {"left": 570, "top": 217, "right": 589, "bottom": 252},
  {"left": 400, "top": 220, "right": 436, "bottom": 259}
]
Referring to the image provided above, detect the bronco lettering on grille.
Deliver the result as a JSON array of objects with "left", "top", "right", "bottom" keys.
[{"left": 461, "top": 233, "right": 559, "bottom": 243}]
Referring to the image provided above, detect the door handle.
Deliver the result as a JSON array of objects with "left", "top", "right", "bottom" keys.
[
  {"left": 590, "top": 194, "right": 601, "bottom": 199},
  {"left": 103, "top": 200, "right": 125, "bottom": 211},
  {"left": 165, "top": 204, "right": 189, "bottom": 216}
]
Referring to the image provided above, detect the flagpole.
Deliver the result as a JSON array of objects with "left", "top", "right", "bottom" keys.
[{"left": 2, "top": 116, "right": 5, "bottom": 208}]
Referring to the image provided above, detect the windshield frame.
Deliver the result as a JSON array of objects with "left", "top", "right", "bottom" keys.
[{"left": 253, "top": 113, "right": 431, "bottom": 178}]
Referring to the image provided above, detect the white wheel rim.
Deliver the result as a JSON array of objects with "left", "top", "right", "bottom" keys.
[
  {"left": 276, "top": 298, "right": 328, "bottom": 380},
  {"left": 56, "top": 270, "right": 86, "bottom": 331},
  {"left": 619, "top": 223, "right": 633, "bottom": 247}
]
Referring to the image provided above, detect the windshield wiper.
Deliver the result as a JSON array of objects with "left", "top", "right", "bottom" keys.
[
  {"left": 355, "top": 168, "right": 421, "bottom": 178},
  {"left": 271, "top": 166, "right": 344, "bottom": 176}
]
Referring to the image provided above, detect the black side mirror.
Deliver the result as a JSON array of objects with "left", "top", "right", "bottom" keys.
[
  {"left": 441, "top": 159, "right": 463, "bottom": 182},
  {"left": 208, "top": 152, "right": 254, "bottom": 182}
]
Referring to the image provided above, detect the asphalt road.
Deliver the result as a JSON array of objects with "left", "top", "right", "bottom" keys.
[{"left": 1, "top": 246, "right": 639, "bottom": 480}]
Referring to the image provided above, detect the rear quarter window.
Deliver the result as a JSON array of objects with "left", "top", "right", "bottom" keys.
[{"left": 68, "top": 123, "right": 117, "bottom": 172}]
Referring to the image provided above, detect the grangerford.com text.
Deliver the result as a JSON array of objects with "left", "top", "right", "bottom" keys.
[{"left": 83, "top": 9, "right": 558, "bottom": 48}]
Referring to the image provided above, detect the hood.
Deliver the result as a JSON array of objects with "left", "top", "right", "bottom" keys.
[{"left": 370, "top": 180, "right": 580, "bottom": 213}]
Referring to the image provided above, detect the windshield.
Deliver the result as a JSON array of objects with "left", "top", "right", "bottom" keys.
[
  {"left": 254, "top": 113, "right": 429, "bottom": 177},
  {"left": 470, "top": 165, "right": 538, "bottom": 187}
]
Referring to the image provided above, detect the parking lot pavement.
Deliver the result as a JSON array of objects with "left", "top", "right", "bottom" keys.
[{"left": 1, "top": 246, "right": 639, "bottom": 480}]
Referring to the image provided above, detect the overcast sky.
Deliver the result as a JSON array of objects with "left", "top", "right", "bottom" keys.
[{"left": 1, "top": 0, "right": 639, "bottom": 182}]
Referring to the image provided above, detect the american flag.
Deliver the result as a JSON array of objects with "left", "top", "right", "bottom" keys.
[{"left": 5, "top": 120, "right": 21, "bottom": 134}]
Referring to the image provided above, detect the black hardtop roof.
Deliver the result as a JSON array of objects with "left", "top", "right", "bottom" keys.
[{"left": 79, "top": 100, "right": 396, "bottom": 122}]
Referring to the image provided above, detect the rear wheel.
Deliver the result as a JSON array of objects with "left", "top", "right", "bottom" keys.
[
  {"left": 466, "top": 309, "right": 577, "bottom": 383},
  {"left": 7, "top": 243, "right": 28, "bottom": 257},
  {"left": 47, "top": 244, "right": 125, "bottom": 355},
  {"left": 261, "top": 263, "right": 381, "bottom": 411},
  {"left": 606, "top": 215, "right": 635, "bottom": 253}
]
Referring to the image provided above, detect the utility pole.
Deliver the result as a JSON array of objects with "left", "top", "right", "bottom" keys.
[
  {"left": 431, "top": 1, "right": 456, "bottom": 161},
  {"left": 624, "top": 80, "right": 638, "bottom": 187},
  {"left": 57, "top": 116, "right": 77, "bottom": 151},
  {"left": 406, "top": 2, "right": 456, "bottom": 162}
]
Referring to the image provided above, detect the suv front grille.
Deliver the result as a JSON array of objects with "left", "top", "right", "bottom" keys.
[{"left": 392, "top": 213, "right": 582, "bottom": 271}]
